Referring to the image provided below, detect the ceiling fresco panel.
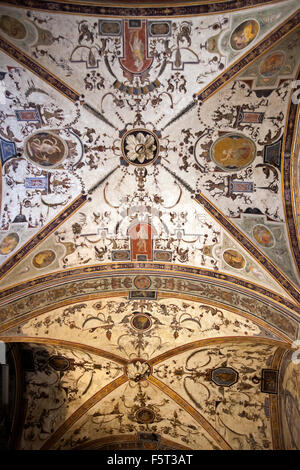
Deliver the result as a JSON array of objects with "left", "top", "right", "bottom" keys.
[
  {"left": 16, "top": 342, "right": 124, "bottom": 450},
  {"left": 0, "top": 0, "right": 299, "bottom": 452},
  {"left": 0, "top": 297, "right": 267, "bottom": 359},
  {"left": 152, "top": 341, "right": 279, "bottom": 450},
  {"left": 51, "top": 380, "right": 225, "bottom": 450}
]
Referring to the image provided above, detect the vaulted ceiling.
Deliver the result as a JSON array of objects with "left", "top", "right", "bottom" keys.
[{"left": 0, "top": 0, "right": 299, "bottom": 451}]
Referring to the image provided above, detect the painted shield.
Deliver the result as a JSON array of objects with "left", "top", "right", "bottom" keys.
[
  {"left": 24, "top": 131, "right": 68, "bottom": 168},
  {"left": 230, "top": 20, "right": 259, "bottom": 51},
  {"left": 210, "top": 133, "right": 256, "bottom": 171}
]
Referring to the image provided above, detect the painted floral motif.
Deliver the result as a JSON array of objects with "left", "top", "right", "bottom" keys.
[
  {"left": 126, "top": 360, "right": 151, "bottom": 382},
  {"left": 123, "top": 130, "right": 158, "bottom": 165}
]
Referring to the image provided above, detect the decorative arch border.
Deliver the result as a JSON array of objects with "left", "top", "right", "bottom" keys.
[{"left": 0, "top": 268, "right": 299, "bottom": 340}]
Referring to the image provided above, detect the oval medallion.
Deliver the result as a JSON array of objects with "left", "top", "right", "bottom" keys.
[
  {"left": 252, "top": 224, "right": 275, "bottom": 248},
  {"left": 259, "top": 51, "right": 285, "bottom": 78},
  {"left": 210, "top": 133, "right": 256, "bottom": 171},
  {"left": 0, "top": 232, "right": 19, "bottom": 255},
  {"left": 223, "top": 249, "right": 246, "bottom": 270},
  {"left": 32, "top": 250, "right": 56, "bottom": 269},
  {"left": 230, "top": 20, "right": 259, "bottom": 51},
  {"left": 48, "top": 355, "right": 70, "bottom": 371},
  {"left": 131, "top": 313, "right": 152, "bottom": 331},
  {"left": 0, "top": 15, "right": 27, "bottom": 40},
  {"left": 24, "top": 131, "right": 68, "bottom": 168}
]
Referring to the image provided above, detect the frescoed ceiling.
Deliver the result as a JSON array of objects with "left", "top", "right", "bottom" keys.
[{"left": 0, "top": 0, "right": 299, "bottom": 451}]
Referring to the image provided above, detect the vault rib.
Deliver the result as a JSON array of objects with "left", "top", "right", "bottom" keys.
[
  {"left": 0, "top": 194, "right": 88, "bottom": 281},
  {"left": 1, "top": 265, "right": 299, "bottom": 313},
  {"left": 40, "top": 374, "right": 128, "bottom": 450},
  {"left": 161, "top": 10, "right": 300, "bottom": 132},
  {"left": 149, "top": 336, "right": 291, "bottom": 366},
  {"left": 194, "top": 194, "right": 300, "bottom": 303},
  {"left": 0, "top": 0, "right": 292, "bottom": 18},
  {"left": 0, "top": 336, "right": 128, "bottom": 366},
  {"left": 281, "top": 68, "right": 300, "bottom": 276},
  {"left": 0, "top": 34, "right": 80, "bottom": 102},
  {"left": 148, "top": 375, "right": 232, "bottom": 450},
  {"left": 269, "top": 347, "right": 286, "bottom": 450},
  {"left": 196, "top": 10, "right": 300, "bottom": 104}
]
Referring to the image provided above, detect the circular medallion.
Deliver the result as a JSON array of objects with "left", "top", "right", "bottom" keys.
[
  {"left": 210, "top": 133, "right": 256, "bottom": 171},
  {"left": 211, "top": 367, "right": 238, "bottom": 387},
  {"left": 48, "top": 355, "right": 70, "bottom": 371},
  {"left": 252, "top": 224, "right": 275, "bottom": 248},
  {"left": 24, "top": 131, "right": 68, "bottom": 169},
  {"left": 223, "top": 249, "right": 246, "bottom": 270},
  {"left": 131, "top": 313, "right": 152, "bottom": 331},
  {"left": 0, "top": 232, "right": 19, "bottom": 255},
  {"left": 259, "top": 51, "right": 285, "bottom": 78},
  {"left": 121, "top": 128, "right": 159, "bottom": 166},
  {"left": 126, "top": 359, "right": 151, "bottom": 382},
  {"left": 32, "top": 249, "right": 56, "bottom": 269},
  {"left": 134, "top": 275, "right": 152, "bottom": 290},
  {"left": 135, "top": 407, "right": 156, "bottom": 424},
  {"left": 230, "top": 20, "right": 259, "bottom": 51}
]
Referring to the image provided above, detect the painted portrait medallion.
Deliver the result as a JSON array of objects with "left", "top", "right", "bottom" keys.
[
  {"left": 211, "top": 367, "right": 238, "bottom": 387},
  {"left": 135, "top": 408, "right": 156, "bottom": 424},
  {"left": 121, "top": 129, "right": 159, "bottom": 166},
  {"left": 0, "top": 15, "right": 27, "bottom": 40},
  {"left": 131, "top": 313, "right": 152, "bottom": 331},
  {"left": 223, "top": 249, "right": 246, "bottom": 270},
  {"left": 230, "top": 20, "right": 259, "bottom": 51},
  {"left": 252, "top": 224, "right": 275, "bottom": 248},
  {"left": 24, "top": 131, "right": 68, "bottom": 168},
  {"left": 259, "top": 51, "right": 285, "bottom": 78},
  {"left": 0, "top": 232, "right": 19, "bottom": 255},
  {"left": 32, "top": 249, "right": 56, "bottom": 269},
  {"left": 134, "top": 275, "right": 152, "bottom": 290},
  {"left": 210, "top": 133, "right": 256, "bottom": 171}
]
